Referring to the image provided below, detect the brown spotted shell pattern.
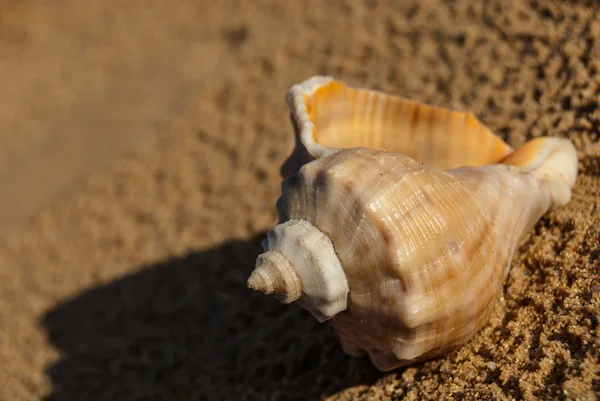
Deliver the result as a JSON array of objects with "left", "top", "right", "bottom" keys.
[{"left": 247, "top": 76, "right": 578, "bottom": 371}]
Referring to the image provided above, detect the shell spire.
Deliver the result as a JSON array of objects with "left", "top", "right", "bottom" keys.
[
  {"left": 249, "top": 219, "right": 349, "bottom": 322},
  {"left": 248, "top": 250, "right": 301, "bottom": 304}
]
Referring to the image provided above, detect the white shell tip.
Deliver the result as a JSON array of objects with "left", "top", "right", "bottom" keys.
[
  {"left": 251, "top": 219, "right": 350, "bottom": 321},
  {"left": 248, "top": 250, "right": 302, "bottom": 304}
]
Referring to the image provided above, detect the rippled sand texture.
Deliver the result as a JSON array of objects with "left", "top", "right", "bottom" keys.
[{"left": 0, "top": 1, "right": 598, "bottom": 400}]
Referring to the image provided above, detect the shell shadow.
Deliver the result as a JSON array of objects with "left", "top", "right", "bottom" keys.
[{"left": 40, "top": 232, "right": 383, "bottom": 401}]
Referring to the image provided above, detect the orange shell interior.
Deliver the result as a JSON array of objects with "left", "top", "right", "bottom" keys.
[{"left": 300, "top": 80, "right": 513, "bottom": 171}]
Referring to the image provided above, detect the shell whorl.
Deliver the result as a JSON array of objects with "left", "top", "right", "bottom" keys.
[
  {"left": 249, "top": 219, "right": 349, "bottom": 322},
  {"left": 249, "top": 250, "right": 302, "bottom": 303},
  {"left": 274, "top": 147, "right": 559, "bottom": 370}
]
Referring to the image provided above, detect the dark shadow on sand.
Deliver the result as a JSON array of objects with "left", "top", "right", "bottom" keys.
[{"left": 40, "top": 232, "right": 383, "bottom": 401}]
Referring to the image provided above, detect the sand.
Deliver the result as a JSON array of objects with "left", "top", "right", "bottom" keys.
[{"left": 0, "top": 0, "right": 598, "bottom": 400}]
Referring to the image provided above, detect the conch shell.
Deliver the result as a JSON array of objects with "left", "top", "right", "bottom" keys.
[{"left": 248, "top": 76, "right": 578, "bottom": 371}]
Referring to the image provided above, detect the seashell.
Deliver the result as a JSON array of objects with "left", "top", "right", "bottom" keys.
[{"left": 248, "top": 76, "right": 578, "bottom": 371}]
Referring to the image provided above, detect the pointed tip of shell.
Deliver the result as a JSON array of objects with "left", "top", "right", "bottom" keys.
[
  {"left": 247, "top": 250, "right": 302, "bottom": 304},
  {"left": 247, "top": 269, "right": 268, "bottom": 293},
  {"left": 501, "top": 137, "right": 578, "bottom": 208}
]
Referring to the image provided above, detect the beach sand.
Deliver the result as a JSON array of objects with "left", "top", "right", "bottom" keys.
[{"left": 0, "top": 1, "right": 598, "bottom": 400}]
